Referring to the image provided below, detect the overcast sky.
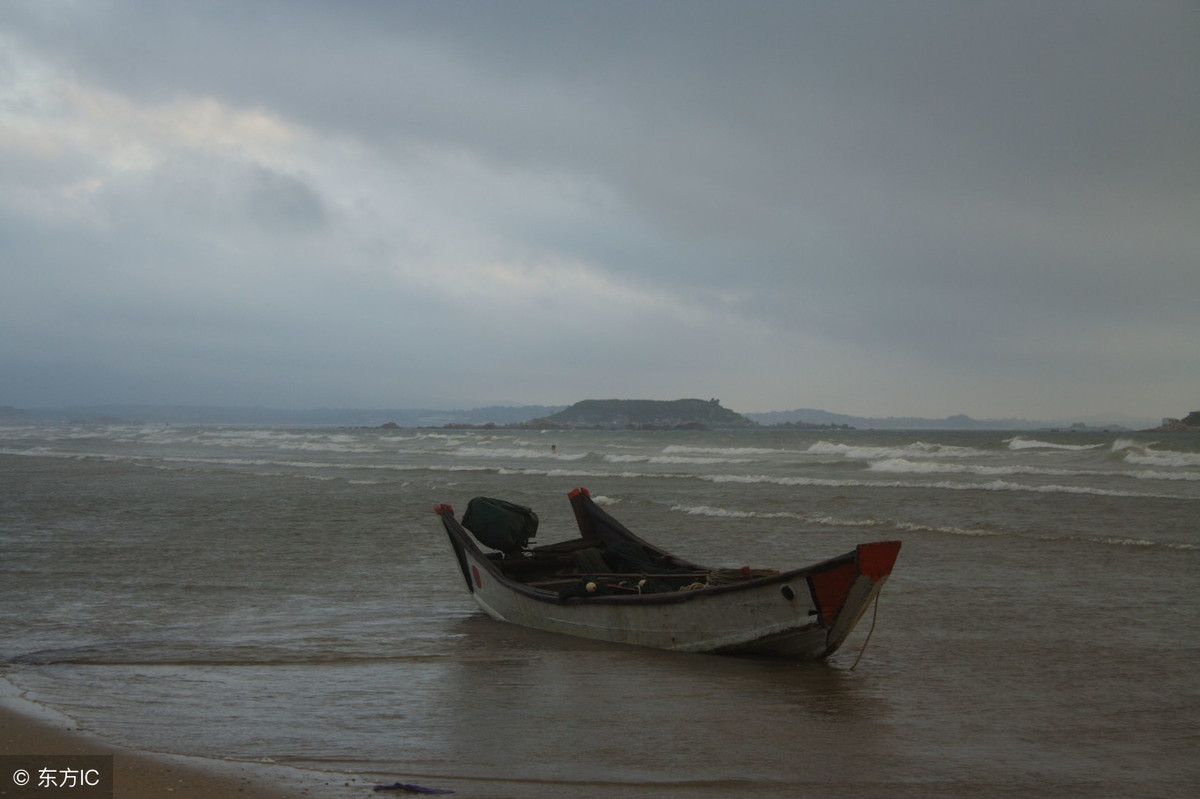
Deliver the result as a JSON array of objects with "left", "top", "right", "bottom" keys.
[{"left": 2, "top": 1, "right": 1196, "bottom": 420}]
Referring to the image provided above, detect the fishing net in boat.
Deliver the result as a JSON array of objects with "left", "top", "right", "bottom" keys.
[{"left": 704, "top": 567, "right": 781, "bottom": 585}]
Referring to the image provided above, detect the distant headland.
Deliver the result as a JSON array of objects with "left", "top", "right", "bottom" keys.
[
  {"left": 508, "top": 398, "right": 759, "bottom": 430},
  {"left": 1146, "top": 411, "right": 1200, "bottom": 432}
]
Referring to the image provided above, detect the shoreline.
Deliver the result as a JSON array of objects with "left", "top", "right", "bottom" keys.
[{"left": 0, "top": 696, "right": 361, "bottom": 799}]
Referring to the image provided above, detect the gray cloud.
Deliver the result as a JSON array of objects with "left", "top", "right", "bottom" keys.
[{"left": 1, "top": 0, "right": 1196, "bottom": 418}]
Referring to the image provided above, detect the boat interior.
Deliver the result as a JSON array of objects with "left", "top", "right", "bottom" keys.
[
  {"left": 490, "top": 537, "right": 712, "bottom": 596},
  {"left": 462, "top": 493, "right": 779, "bottom": 598}
]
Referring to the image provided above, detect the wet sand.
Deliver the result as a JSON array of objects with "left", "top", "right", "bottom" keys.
[{"left": 0, "top": 702, "right": 334, "bottom": 799}]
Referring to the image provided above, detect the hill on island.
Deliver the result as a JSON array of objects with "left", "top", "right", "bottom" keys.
[
  {"left": 1148, "top": 411, "right": 1200, "bottom": 432},
  {"left": 522, "top": 398, "right": 757, "bottom": 430}
]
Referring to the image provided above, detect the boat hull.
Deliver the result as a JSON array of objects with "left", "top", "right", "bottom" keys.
[{"left": 436, "top": 489, "right": 899, "bottom": 659}]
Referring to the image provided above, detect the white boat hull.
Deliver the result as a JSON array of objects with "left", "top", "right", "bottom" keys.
[{"left": 437, "top": 489, "right": 900, "bottom": 659}]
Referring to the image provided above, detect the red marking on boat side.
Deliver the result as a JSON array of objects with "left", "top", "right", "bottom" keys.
[
  {"left": 471, "top": 565, "right": 483, "bottom": 589},
  {"left": 856, "top": 541, "right": 902, "bottom": 582},
  {"left": 808, "top": 561, "right": 857, "bottom": 626}
]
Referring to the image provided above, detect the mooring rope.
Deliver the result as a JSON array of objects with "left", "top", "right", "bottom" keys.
[{"left": 849, "top": 592, "right": 882, "bottom": 671}]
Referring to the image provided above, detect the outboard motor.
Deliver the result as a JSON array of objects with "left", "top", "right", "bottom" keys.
[{"left": 461, "top": 496, "right": 538, "bottom": 556}]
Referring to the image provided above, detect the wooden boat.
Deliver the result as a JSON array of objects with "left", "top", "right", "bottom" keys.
[{"left": 434, "top": 487, "right": 901, "bottom": 659}]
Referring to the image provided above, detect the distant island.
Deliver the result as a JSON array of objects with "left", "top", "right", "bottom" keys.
[
  {"left": 512, "top": 398, "right": 757, "bottom": 430},
  {"left": 446, "top": 398, "right": 854, "bottom": 430}
]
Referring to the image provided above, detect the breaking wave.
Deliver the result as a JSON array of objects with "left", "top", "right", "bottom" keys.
[
  {"left": 668, "top": 504, "right": 1197, "bottom": 550},
  {"left": 866, "top": 458, "right": 1044, "bottom": 477},
  {"left": 604, "top": 453, "right": 753, "bottom": 465},
  {"left": 699, "top": 472, "right": 1183, "bottom": 498},
  {"left": 1006, "top": 437, "right": 1104, "bottom": 451},
  {"left": 1109, "top": 439, "right": 1200, "bottom": 468},
  {"left": 865, "top": 457, "right": 1200, "bottom": 482},
  {"left": 1121, "top": 449, "right": 1200, "bottom": 469},
  {"left": 662, "top": 445, "right": 782, "bottom": 456},
  {"left": 806, "top": 440, "right": 985, "bottom": 460}
]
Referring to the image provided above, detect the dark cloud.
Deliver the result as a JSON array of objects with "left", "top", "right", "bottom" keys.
[{"left": 0, "top": 0, "right": 1196, "bottom": 418}]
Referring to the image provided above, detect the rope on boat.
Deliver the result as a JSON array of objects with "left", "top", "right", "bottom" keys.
[
  {"left": 849, "top": 591, "right": 882, "bottom": 671},
  {"left": 704, "top": 567, "right": 780, "bottom": 585}
]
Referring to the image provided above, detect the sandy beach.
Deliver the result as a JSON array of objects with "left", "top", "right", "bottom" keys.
[{"left": 0, "top": 702, "right": 344, "bottom": 799}]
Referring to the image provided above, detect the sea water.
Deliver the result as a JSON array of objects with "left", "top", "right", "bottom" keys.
[{"left": 1, "top": 424, "right": 1197, "bottom": 797}]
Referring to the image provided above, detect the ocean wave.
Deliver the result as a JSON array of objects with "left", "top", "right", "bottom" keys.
[
  {"left": 139, "top": 430, "right": 412, "bottom": 455},
  {"left": 1005, "top": 436, "right": 1104, "bottom": 451},
  {"left": 866, "top": 458, "right": 1040, "bottom": 476},
  {"left": 700, "top": 472, "right": 1184, "bottom": 499},
  {"left": 662, "top": 445, "right": 781, "bottom": 456},
  {"left": 868, "top": 457, "right": 1200, "bottom": 482},
  {"left": 671, "top": 504, "right": 788, "bottom": 519},
  {"left": 275, "top": 441, "right": 385, "bottom": 454},
  {"left": 451, "top": 446, "right": 587, "bottom": 461},
  {"left": 5, "top": 649, "right": 452, "bottom": 667},
  {"left": 0, "top": 448, "right": 474, "bottom": 484},
  {"left": 0, "top": 447, "right": 71, "bottom": 458},
  {"left": 806, "top": 440, "right": 985, "bottom": 460},
  {"left": 604, "top": 453, "right": 753, "bottom": 465},
  {"left": 670, "top": 505, "right": 897, "bottom": 531},
  {"left": 1124, "top": 469, "right": 1200, "bottom": 481},
  {"left": 1122, "top": 450, "right": 1200, "bottom": 468},
  {"left": 496, "top": 466, "right": 626, "bottom": 479},
  {"left": 668, "top": 504, "right": 1197, "bottom": 551},
  {"left": 1106, "top": 438, "right": 1200, "bottom": 468},
  {"left": 887, "top": 520, "right": 1198, "bottom": 550}
]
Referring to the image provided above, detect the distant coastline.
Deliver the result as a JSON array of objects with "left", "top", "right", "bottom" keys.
[{"left": 0, "top": 401, "right": 1167, "bottom": 431}]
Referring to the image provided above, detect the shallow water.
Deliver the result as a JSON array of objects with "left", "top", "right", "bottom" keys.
[{"left": 2, "top": 425, "right": 1197, "bottom": 796}]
